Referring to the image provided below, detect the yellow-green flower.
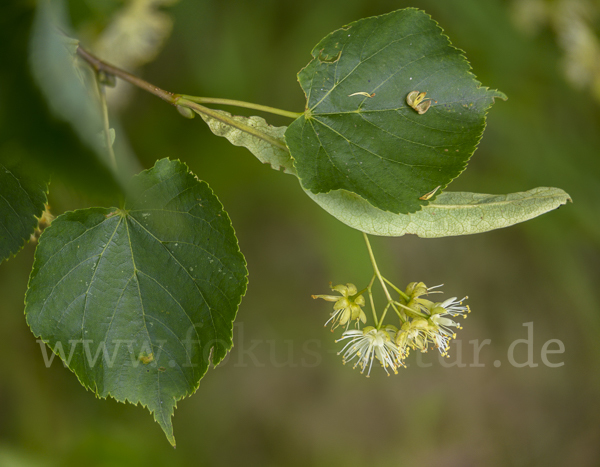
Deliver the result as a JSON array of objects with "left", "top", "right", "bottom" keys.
[
  {"left": 395, "top": 296, "right": 470, "bottom": 356},
  {"left": 395, "top": 318, "right": 430, "bottom": 355},
  {"left": 313, "top": 283, "right": 366, "bottom": 330},
  {"left": 398, "top": 282, "right": 442, "bottom": 318},
  {"left": 337, "top": 326, "right": 403, "bottom": 376},
  {"left": 426, "top": 297, "right": 470, "bottom": 356}
]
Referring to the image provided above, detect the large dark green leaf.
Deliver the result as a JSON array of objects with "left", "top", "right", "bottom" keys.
[
  {"left": 0, "top": 160, "right": 48, "bottom": 264},
  {"left": 25, "top": 159, "right": 247, "bottom": 446},
  {"left": 285, "top": 8, "right": 506, "bottom": 214}
]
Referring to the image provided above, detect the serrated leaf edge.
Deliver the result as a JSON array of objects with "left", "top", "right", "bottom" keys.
[
  {"left": 289, "top": 7, "right": 507, "bottom": 213},
  {"left": 23, "top": 159, "right": 248, "bottom": 446},
  {"left": 0, "top": 163, "right": 49, "bottom": 264}
]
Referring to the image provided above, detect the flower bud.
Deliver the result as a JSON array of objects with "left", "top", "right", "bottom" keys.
[{"left": 177, "top": 105, "right": 195, "bottom": 119}]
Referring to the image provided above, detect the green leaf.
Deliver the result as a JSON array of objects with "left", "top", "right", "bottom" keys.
[
  {"left": 285, "top": 8, "right": 506, "bottom": 214},
  {"left": 25, "top": 159, "right": 247, "bottom": 446},
  {"left": 306, "top": 187, "right": 571, "bottom": 237},
  {"left": 0, "top": 161, "right": 48, "bottom": 264},
  {"left": 197, "top": 109, "right": 295, "bottom": 174},
  {"left": 195, "top": 115, "right": 570, "bottom": 238}
]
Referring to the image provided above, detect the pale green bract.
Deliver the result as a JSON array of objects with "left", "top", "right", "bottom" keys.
[
  {"left": 199, "top": 112, "right": 570, "bottom": 237},
  {"left": 306, "top": 187, "right": 571, "bottom": 237}
]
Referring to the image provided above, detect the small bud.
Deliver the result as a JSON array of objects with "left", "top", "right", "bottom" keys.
[
  {"left": 177, "top": 105, "right": 195, "bottom": 119},
  {"left": 405, "top": 281, "right": 428, "bottom": 299},
  {"left": 97, "top": 70, "right": 117, "bottom": 88}
]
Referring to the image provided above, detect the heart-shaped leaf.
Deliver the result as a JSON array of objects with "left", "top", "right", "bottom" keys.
[
  {"left": 285, "top": 8, "right": 506, "bottom": 214},
  {"left": 25, "top": 159, "right": 247, "bottom": 445}
]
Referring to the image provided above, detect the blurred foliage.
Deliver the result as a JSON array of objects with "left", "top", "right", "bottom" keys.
[
  {"left": 511, "top": 0, "right": 600, "bottom": 103},
  {"left": 0, "top": 0, "right": 599, "bottom": 466},
  {"left": 91, "top": 0, "right": 180, "bottom": 110}
]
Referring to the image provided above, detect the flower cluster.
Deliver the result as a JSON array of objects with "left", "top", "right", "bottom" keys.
[{"left": 313, "top": 281, "right": 470, "bottom": 376}]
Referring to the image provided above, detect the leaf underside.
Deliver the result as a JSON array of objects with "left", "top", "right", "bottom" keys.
[
  {"left": 0, "top": 161, "right": 48, "bottom": 264},
  {"left": 197, "top": 109, "right": 295, "bottom": 174},
  {"left": 193, "top": 110, "right": 570, "bottom": 238},
  {"left": 25, "top": 159, "right": 247, "bottom": 445},
  {"left": 306, "top": 187, "right": 572, "bottom": 237},
  {"left": 285, "top": 8, "right": 506, "bottom": 214}
]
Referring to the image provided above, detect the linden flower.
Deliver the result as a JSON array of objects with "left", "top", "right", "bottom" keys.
[
  {"left": 312, "top": 283, "right": 366, "bottom": 331},
  {"left": 337, "top": 326, "right": 403, "bottom": 376},
  {"left": 398, "top": 282, "right": 443, "bottom": 318},
  {"left": 394, "top": 294, "right": 470, "bottom": 356},
  {"left": 395, "top": 318, "right": 430, "bottom": 355},
  {"left": 426, "top": 297, "right": 470, "bottom": 356}
]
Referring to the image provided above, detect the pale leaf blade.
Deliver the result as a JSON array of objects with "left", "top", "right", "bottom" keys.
[
  {"left": 306, "top": 187, "right": 571, "bottom": 237},
  {"left": 197, "top": 109, "right": 295, "bottom": 174}
]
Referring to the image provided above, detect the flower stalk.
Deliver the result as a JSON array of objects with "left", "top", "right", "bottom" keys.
[{"left": 313, "top": 233, "right": 471, "bottom": 376}]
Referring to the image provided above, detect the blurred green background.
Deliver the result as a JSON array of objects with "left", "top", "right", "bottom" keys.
[{"left": 1, "top": 0, "right": 599, "bottom": 465}]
